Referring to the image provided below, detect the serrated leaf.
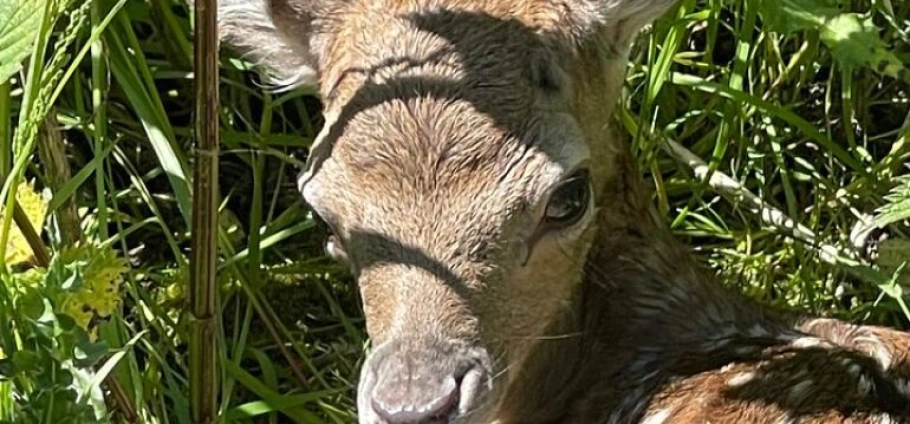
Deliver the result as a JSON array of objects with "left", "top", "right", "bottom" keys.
[
  {"left": 759, "top": 0, "right": 907, "bottom": 80},
  {"left": 0, "top": 0, "right": 45, "bottom": 81},
  {"left": 875, "top": 197, "right": 910, "bottom": 228},
  {"left": 874, "top": 175, "right": 910, "bottom": 228},
  {"left": 820, "top": 13, "right": 905, "bottom": 76},
  {"left": 760, "top": 0, "right": 845, "bottom": 33}
]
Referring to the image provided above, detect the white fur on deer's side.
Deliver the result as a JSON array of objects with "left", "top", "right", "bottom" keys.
[{"left": 639, "top": 408, "right": 672, "bottom": 424}]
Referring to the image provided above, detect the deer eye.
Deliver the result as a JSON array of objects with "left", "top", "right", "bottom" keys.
[{"left": 543, "top": 170, "right": 591, "bottom": 226}]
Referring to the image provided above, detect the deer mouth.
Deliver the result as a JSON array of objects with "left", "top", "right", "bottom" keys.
[{"left": 357, "top": 341, "right": 496, "bottom": 424}]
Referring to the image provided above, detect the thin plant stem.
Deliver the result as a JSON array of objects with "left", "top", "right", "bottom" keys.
[{"left": 189, "top": 0, "right": 221, "bottom": 420}]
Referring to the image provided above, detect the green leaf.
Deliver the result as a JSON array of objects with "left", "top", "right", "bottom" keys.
[
  {"left": 819, "top": 13, "right": 905, "bottom": 76},
  {"left": 65, "top": 361, "right": 107, "bottom": 420},
  {"left": 0, "top": 359, "right": 11, "bottom": 380},
  {"left": 0, "top": 0, "right": 45, "bottom": 81},
  {"left": 105, "top": 15, "right": 192, "bottom": 224},
  {"left": 73, "top": 339, "right": 108, "bottom": 368},
  {"left": 222, "top": 360, "right": 325, "bottom": 423},
  {"left": 874, "top": 175, "right": 910, "bottom": 228},
  {"left": 759, "top": 0, "right": 844, "bottom": 33},
  {"left": 760, "top": 0, "right": 908, "bottom": 80},
  {"left": 877, "top": 239, "right": 910, "bottom": 287},
  {"left": 879, "top": 261, "right": 906, "bottom": 301},
  {"left": 670, "top": 72, "right": 865, "bottom": 172},
  {"left": 11, "top": 349, "right": 41, "bottom": 375}
]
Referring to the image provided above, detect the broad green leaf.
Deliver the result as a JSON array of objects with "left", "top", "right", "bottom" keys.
[
  {"left": 759, "top": 0, "right": 907, "bottom": 80},
  {"left": 73, "top": 339, "right": 109, "bottom": 368},
  {"left": 0, "top": 0, "right": 44, "bottom": 81},
  {"left": 820, "top": 13, "right": 905, "bottom": 76},
  {"left": 759, "top": 0, "right": 844, "bottom": 33}
]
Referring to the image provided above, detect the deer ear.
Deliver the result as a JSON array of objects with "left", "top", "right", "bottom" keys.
[
  {"left": 568, "top": 0, "right": 677, "bottom": 45},
  {"left": 215, "top": 0, "right": 337, "bottom": 89},
  {"left": 604, "top": 0, "right": 676, "bottom": 32}
]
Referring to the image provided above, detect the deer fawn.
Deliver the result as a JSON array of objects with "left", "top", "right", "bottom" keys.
[{"left": 213, "top": 0, "right": 910, "bottom": 422}]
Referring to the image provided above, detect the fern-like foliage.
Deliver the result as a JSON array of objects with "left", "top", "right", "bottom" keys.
[{"left": 874, "top": 174, "right": 910, "bottom": 229}]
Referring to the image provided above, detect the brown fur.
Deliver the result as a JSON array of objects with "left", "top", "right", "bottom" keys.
[{"left": 212, "top": 0, "right": 910, "bottom": 422}]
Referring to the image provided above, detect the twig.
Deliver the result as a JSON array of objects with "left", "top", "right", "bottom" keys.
[
  {"left": 101, "top": 378, "right": 140, "bottom": 424},
  {"left": 11, "top": 202, "right": 50, "bottom": 267},
  {"left": 658, "top": 136, "right": 859, "bottom": 266},
  {"left": 38, "top": 111, "right": 82, "bottom": 246}
]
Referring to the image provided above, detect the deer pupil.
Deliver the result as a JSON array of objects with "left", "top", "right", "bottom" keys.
[{"left": 544, "top": 171, "right": 590, "bottom": 225}]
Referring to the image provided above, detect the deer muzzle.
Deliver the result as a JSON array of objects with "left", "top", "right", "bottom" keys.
[{"left": 358, "top": 339, "right": 494, "bottom": 424}]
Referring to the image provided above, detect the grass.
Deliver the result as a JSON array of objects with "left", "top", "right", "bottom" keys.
[{"left": 0, "top": 0, "right": 908, "bottom": 422}]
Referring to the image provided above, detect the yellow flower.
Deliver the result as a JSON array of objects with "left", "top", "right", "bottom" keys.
[
  {"left": 58, "top": 241, "right": 129, "bottom": 340},
  {"left": 1, "top": 180, "right": 48, "bottom": 266}
]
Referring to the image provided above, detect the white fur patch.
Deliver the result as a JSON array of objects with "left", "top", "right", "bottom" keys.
[
  {"left": 790, "top": 337, "right": 828, "bottom": 349},
  {"left": 641, "top": 408, "right": 672, "bottom": 424},
  {"left": 859, "top": 338, "right": 894, "bottom": 371},
  {"left": 878, "top": 414, "right": 895, "bottom": 424},
  {"left": 726, "top": 371, "right": 756, "bottom": 388}
]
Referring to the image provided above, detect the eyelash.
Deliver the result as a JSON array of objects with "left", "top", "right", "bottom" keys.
[{"left": 542, "top": 169, "right": 592, "bottom": 228}]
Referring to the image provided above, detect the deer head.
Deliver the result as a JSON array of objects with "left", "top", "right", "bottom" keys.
[{"left": 217, "top": 0, "right": 676, "bottom": 422}]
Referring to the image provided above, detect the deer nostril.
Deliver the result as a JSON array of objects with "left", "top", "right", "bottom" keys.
[{"left": 370, "top": 374, "right": 459, "bottom": 424}]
